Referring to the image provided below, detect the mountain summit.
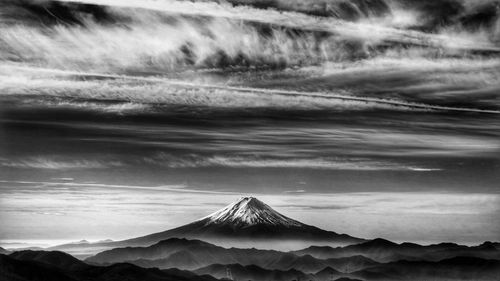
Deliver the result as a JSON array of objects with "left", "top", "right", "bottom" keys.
[
  {"left": 200, "top": 197, "right": 303, "bottom": 228},
  {"left": 119, "top": 196, "right": 365, "bottom": 249},
  {"left": 52, "top": 197, "right": 365, "bottom": 255}
]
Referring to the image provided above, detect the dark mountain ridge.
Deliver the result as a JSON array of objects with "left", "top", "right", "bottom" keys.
[
  {"left": 293, "top": 238, "right": 500, "bottom": 262},
  {"left": 86, "top": 235, "right": 500, "bottom": 279},
  {"left": 5, "top": 250, "right": 500, "bottom": 281},
  {"left": 9, "top": 250, "right": 88, "bottom": 271},
  {"left": 86, "top": 237, "right": 379, "bottom": 273},
  {"left": 352, "top": 256, "right": 500, "bottom": 281},
  {"left": 0, "top": 246, "right": 10, "bottom": 255},
  {"left": 195, "top": 263, "right": 318, "bottom": 281},
  {"left": 1, "top": 251, "right": 219, "bottom": 281}
]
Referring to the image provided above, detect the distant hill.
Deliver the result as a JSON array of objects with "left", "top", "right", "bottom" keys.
[
  {"left": 4, "top": 246, "right": 500, "bottom": 281},
  {"left": 86, "top": 237, "right": 378, "bottom": 273},
  {"left": 10, "top": 250, "right": 89, "bottom": 271},
  {"left": 293, "top": 238, "right": 500, "bottom": 262},
  {"left": 191, "top": 256, "right": 500, "bottom": 281},
  {"left": 2, "top": 251, "right": 219, "bottom": 281},
  {"left": 87, "top": 236, "right": 500, "bottom": 278},
  {"left": 314, "top": 266, "right": 344, "bottom": 280},
  {"left": 195, "top": 263, "right": 317, "bottom": 281},
  {"left": 0, "top": 254, "right": 76, "bottom": 281},
  {"left": 352, "top": 256, "right": 500, "bottom": 281},
  {"left": 0, "top": 246, "right": 10, "bottom": 255}
]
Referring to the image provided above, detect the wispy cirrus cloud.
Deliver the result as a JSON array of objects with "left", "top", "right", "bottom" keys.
[
  {"left": 0, "top": 157, "right": 123, "bottom": 170},
  {"left": 54, "top": 0, "right": 499, "bottom": 51},
  {"left": 4, "top": 65, "right": 500, "bottom": 113},
  {"left": 143, "top": 153, "right": 440, "bottom": 171},
  {"left": 0, "top": 153, "right": 441, "bottom": 172},
  {"left": 0, "top": 67, "right": 435, "bottom": 113},
  {"left": 274, "top": 192, "right": 500, "bottom": 215}
]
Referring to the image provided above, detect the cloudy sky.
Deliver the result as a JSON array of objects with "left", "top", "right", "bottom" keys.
[{"left": 0, "top": 0, "right": 499, "bottom": 248}]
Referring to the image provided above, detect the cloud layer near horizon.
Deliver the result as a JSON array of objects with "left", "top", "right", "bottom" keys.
[{"left": 0, "top": 180, "right": 499, "bottom": 247}]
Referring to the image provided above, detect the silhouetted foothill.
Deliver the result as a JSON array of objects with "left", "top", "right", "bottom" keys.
[{"left": 1, "top": 252, "right": 220, "bottom": 281}]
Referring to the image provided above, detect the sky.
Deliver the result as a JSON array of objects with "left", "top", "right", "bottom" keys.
[{"left": 0, "top": 0, "right": 499, "bottom": 248}]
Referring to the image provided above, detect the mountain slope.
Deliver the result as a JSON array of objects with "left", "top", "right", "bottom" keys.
[
  {"left": 86, "top": 238, "right": 287, "bottom": 270},
  {"left": 195, "top": 256, "right": 500, "bottom": 281},
  {"left": 9, "top": 250, "right": 89, "bottom": 271},
  {"left": 6, "top": 250, "right": 500, "bottom": 281},
  {"left": 0, "top": 254, "right": 76, "bottom": 281},
  {"left": 195, "top": 263, "right": 316, "bottom": 281},
  {"left": 352, "top": 256, "right": 500, "bottom": 281},
  {"left": 293, "top": 238, "right": 500, "bottom": 262},
  {"left": 54, "top": 197, "right": 363, "bottom": 256},
  {"left": 2, "top": 251, "right": 219, "bottom": 281},
  {"left": 86, "top": 238, "right": 217, "bottom": 265},
  {"left": 120, "top": 197, "right": 364, "bottom": 248},
  {"left": 314, "top": 266, "right": 344, "bottom": 281},
  {"left": 0, "top": 246, "right": 10, "bottom": 255},
  {"left": 86, "top": 237, "right": 379, "bottom": 273},
  {"left": 266, "top": 253, "right": 329, "bottom": 273}
]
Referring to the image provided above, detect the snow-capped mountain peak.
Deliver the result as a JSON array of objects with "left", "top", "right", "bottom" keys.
[
  {"left": 200, "top": 197, "right": 304, "bottom": 228},
  {"left": 101, "top": 196, "right": 365, "bottom": 249}
]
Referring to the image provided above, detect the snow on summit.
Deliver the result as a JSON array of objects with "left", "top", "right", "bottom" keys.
[{"left": 200, "top": 197, "right": 304, "bottom": 228}]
